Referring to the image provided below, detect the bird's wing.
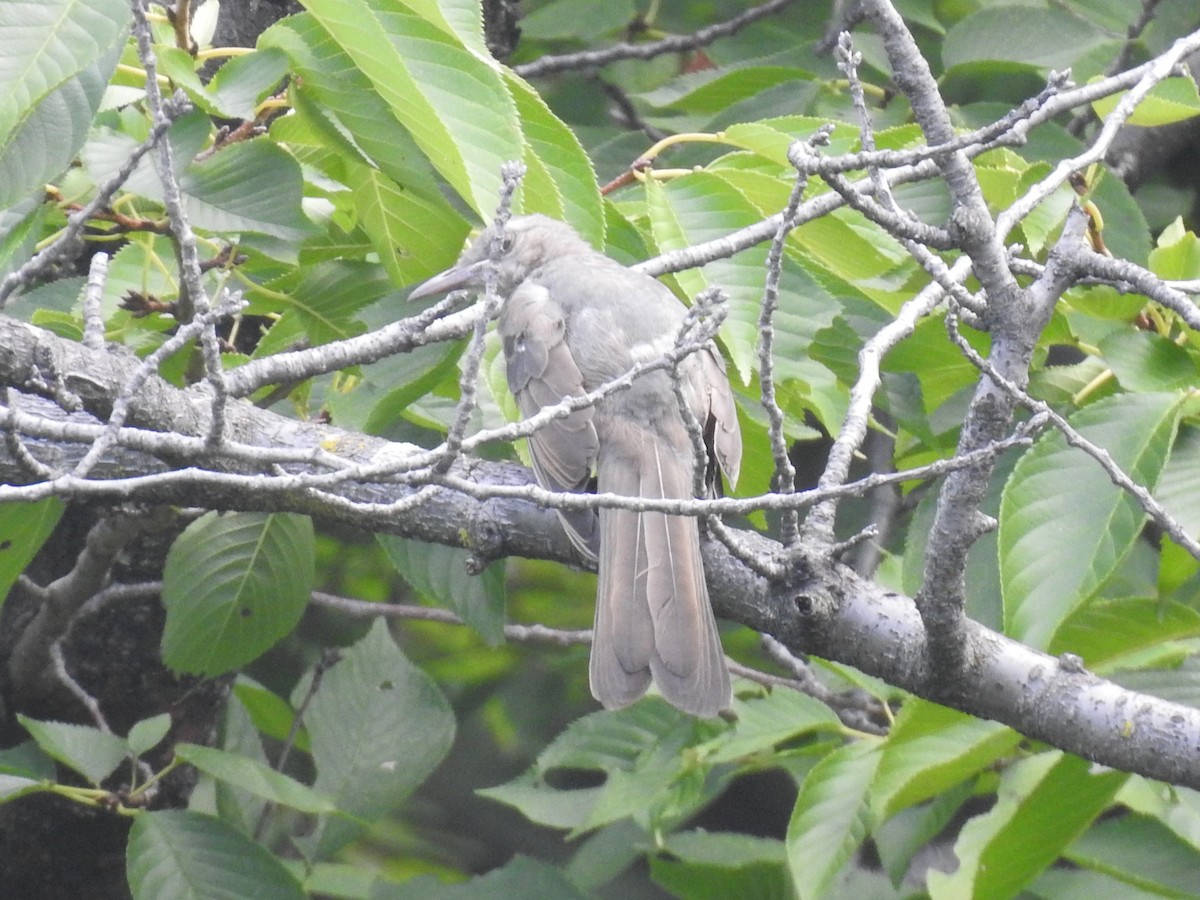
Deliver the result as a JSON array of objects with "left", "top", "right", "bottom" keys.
[{"left": 499, "top": 281, "right": 601, "bottom": 560}]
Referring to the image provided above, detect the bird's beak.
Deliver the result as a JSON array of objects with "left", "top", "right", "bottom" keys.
[{"left": 408, "top": 259, "right": 489, "bottom": 301}]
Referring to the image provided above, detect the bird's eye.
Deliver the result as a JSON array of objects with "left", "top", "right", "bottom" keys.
[{"left": 500, "top": 233, "right": 515, "bottom": 254}]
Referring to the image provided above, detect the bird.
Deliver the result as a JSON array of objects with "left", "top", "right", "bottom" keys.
[{"left": 410, "top": 214, "right": 741, "bottom": 717}]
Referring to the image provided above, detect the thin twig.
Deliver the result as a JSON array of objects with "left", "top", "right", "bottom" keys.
[{"left": 513, "top": 0, "right": 795, "bottom": 78}]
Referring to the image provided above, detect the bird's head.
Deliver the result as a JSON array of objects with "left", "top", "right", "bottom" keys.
[{"left": 409, "top": 214, "right": 592, "bottom": 301}]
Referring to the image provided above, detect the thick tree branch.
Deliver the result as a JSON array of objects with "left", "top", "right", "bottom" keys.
[{"left": 2, "top": 315, "right": 1199, "bottom": 789}]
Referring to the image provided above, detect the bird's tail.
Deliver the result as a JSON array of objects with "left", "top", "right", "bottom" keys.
[{"left": 591, "top": 426, "right": 731, "bottom": 717}]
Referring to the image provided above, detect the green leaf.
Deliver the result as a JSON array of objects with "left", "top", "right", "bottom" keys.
[
  {"left": 127, "top": 714, "right": 172, "bottom": 757},
  {"left": 1099, "top": 330, "right": 1198, "bottom": 393},
  {"left": 0, "top": 741, "right": 57, "bottom": 782},
  {"left": 505, "top": 72, "right": 604, "bottom": 247},
  {"left": 323, "top": 325, "right": 462, "bottom": 435},
  {"left": 346, "top": 163, "right": 470, "bottom": 286},
  {"left": 519, "top": 0, "right": 634, "bottom": 41},
  {"left": 1118, "top": 776, "right": 1200, "bottom": 855},
  {"left": 377, "top": 535, "right": 507, "bottom": 644},
  {"left": 0, "top": 498, "right": 63, "bottom": 616},
  {"left": 694, "top": 688, "right": 840, "bottom": 764},
  {"left": 942, "top": 7, "right": 1107, "bottom": 70},
  {"left": 640, "top": 67, "right": 812, "bottom": 116},
  {"left": 884, "top": 315, "right": 991, "bottom": 412},
  {"left": 652, "top": 831, "right": 790, "bottom": 900},
  {"left": 722, "top": 117, "right": 859, "bottom": 169},
  {"left": 300, "top": 619, "right": 455, "bottom": 858},
  {"left": 1066, "top": 814, "right": 1200, "bottom": 895},
  {"left": 302, "top": 0, "right": 523, "bottom": 218},
  {"left": 161, "top": 512, "right": 315, "bottom": 676},
  {"left": 0, "top": 197, "right": 46, "bottom": 283},
  {"left": 1052, "top": 599, "right": 1200, "bottom": 669},
  {"left": 0, "top": 0, "right": 131, "bottom": 208},
  {"left": 174, "top": 743, "right": 335, "bottom": 815},
  {"left": 1092, "top": 77, "right": 1200, "bottom": 128},
  {"left": 180, "top": 139, "right": 314, "bottom": 241},
  {"left": 207, "top": 48, "right": 291, "bottom": 121},
  {"left": 787, "top": 742, "right": 879, "bottom": 900},
  {"left": 927, "top": 752, "right": 1126, "bottom": 899},
  {"left": 246, "top": 259, "right": 391, "bottom": 349},
  {"left": 1000, "top": 392, "right": 1184, "bottom": 648},
  {"left": 1148, "top": 218, "right": 1200, "bottom": 280},
  {"left": 126, "top": 810, "right": 306, "bottom": 900},
  {"left": 16, "top": 715, "right": 128, "bottom": 785},
  {"left": 213, "top": 695, "right": 271, "bottom": 834},
  {"left": 874, "top": 781, "right": 975, "bottom": 887},
  {"left": 644, "top": 172, "right": 843, "bottom": 428},
  {"left": 231, "top": 679, "right": 308, "bottom": 749},
  {"left": 1156, "top": 425, "right": 1200, "bottom": 538},
  {"left": 870, "top": 699, "right": 1019, "bottom": 821},
  {"left": 386, "top": 855, "right": 590, "bottom": 900},
  {"left": 0, "top": 774, "right": 47, "bottom": 805},
  {"left": 479, "top": 701, "right": 698, "bottom": 833},
  {"left": 263, "top": 13, "right": 447, "bottom": 192}
]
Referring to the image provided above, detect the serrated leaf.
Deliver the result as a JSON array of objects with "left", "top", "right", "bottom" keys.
[
  {"left": 231, "top": 679, "right": 308, "bottom": 750},
  {"left": 640, "top": 67, "right": 811, "bottom": 115},
  {"left": 722, "top": 117, "right": 859, "bottom": 169},
  {"left": 1065, "top": 815, "right": 1200, "bottom": 897},
  {"left": 16, "top": 715, "right": 128, "bottom": 785},
  {"left": 263, "top": 13, "right": 446, "bottom": 192},
  {"left": 927, "top": 752, "right": 1126, "bottom": 899},
  {"left": 870, "top": 699, "right": 1018, "bottom": 821},
  {"left": 787, "top": 742, "right": 880, "bottom": 900},
  {"left": 1118, "top": 776, "right": 1200, "bottom": 855},
  {"left": 300, "top": 619, "right": 455, "bottom": 858},
  {"left": 0, "top": 498, "right": 63, "bottom": 616},
  {"left": 0, "top": 0, "right": 131, "bottom": 208},
  {"left": 1099, "top": 330, "right": 1198, "bottom": 393},
  {"left": 1148, "top": 219, "right": 1200, "bottom": 280},
  {"left": 180, "top": 139, "right": 314, "bottom": 241},
  {"left": 505, "top": 72, "right": 603, "bottom": 247},
  {"left": 246, "top": 259, "right": 392, "bottom": 349},
  {"left": 207, "top": 48, "right": 291, "bottom": 121},
  {"left": 1052, "top": 599, "right": 1200, "bottom": 669},
  {"left": 126, "top": 810, "right": 306, "bottom": 900},
  {"left": 644, "top": 172, "right": 843, "bottom": 428},
  {"left": 652, "top": 830, "right": 790, "bottom": 900},
  {"left": 1156, "top": 425, "right": 1200, "bottom": 538},
  {"left": 127, "top": 714, "right": 172, "bottom": 757},
  {"left": 942, "top": 7, "right": 1107, "bottom": 70},
  {"left": 695, "top": 688, "right": 840, "bottom": 764},
  {"left": 874, "top": 781, "right": 975, "bottom": 887},
  {"left": 0, "top": 197, "right": 46, "bottom": 283},
  {"left": 1092, "top": 76, "right": 1200, "bottom": 128},
  {"left": 386, "top": 855, "right": 591, "bottom": 900},
  {"left": 480, "top": 701, "right": 691, "bottom": 832},
  {"left": 303, "top": 0, "right": 523, "bottom": 218},
  {"left": 884, "top": 315, "right": 991, "bottom": 412},
  {"left": 377, "top": 535, "right": 507, "bottom": 644},
  {"left": 0, "top": 741, "right": 57, "bottom": 782},
  {"left": 1000, "top": 393, "right": 1184, "bottom": 649},
  {"left": 214, "top": 696, "right": 271, "bottom": 833},
  {"left": 161, "top": 512, "right": 315, "bottom": 676},
  {"left": 174, "top": 743, "right": 335, "bottom": 815},
  {"left": 346, "top": 163, "right": 470, "bottom": 286}
]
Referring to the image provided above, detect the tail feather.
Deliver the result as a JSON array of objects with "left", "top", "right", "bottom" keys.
[{"left": 590, "top": 426, "right": 731, "bottom": 717}]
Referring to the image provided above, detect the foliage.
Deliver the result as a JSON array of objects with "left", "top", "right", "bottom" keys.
[{"left": 3, "top": 0, "right": 1200, "bottom": 898}]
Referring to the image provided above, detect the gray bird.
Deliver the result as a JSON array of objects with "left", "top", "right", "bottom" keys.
[{"left": 410, "top": 215, "right": 741, "bottom": 716}]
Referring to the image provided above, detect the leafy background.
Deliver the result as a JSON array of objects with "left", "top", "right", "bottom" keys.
[{"left": 2, "top": 0, "right": 1200, "bottom": 898}]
